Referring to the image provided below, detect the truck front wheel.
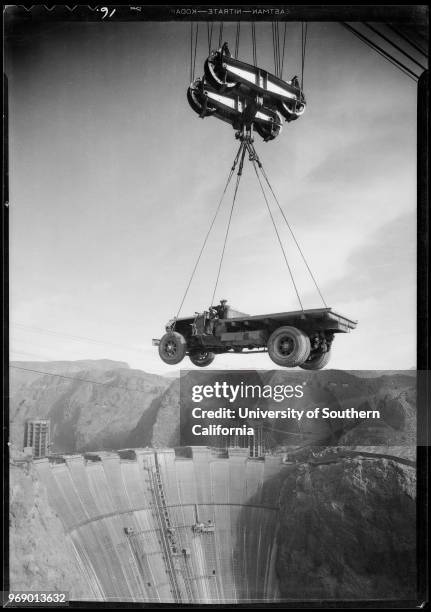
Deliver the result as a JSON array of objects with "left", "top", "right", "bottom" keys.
[
  {"left": 189, "top": 350, "right": 215, "bottom": 367},
  {"left": 267, "top": 326, "right": 311, "bottom": 367},
  {"left": 159, "top": 331, "right": 187, "bottom": 365},
  {"left": 300, "top": 350, "right": 331, "bottom": 370}
]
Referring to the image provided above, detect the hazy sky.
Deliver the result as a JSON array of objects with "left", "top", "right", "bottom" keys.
[{"left": 7, "top": 19, "right": 418, "bottom": 373}]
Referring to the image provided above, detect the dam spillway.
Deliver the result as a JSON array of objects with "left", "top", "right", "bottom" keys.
[{"left": 34, "top": 447, "right": 286, "bottom": 603}]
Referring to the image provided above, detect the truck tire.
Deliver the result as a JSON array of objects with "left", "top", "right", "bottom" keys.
[
  {"left": 300, "top": 350, "right": 331, "bottom": 370},
  {"left": 267, "top": 326, "right": 311, "bottom": 367},
  {"left": 158, "top": 331, "right": 187, "bottom": 365},
  {"left": 189, "top": 350, "right": 215, "bottom": 367}
]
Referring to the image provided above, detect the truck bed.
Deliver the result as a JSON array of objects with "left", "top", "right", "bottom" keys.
[
  {"left": 224, "top": 307, "right": 357, "bottom": 333},
  {"left": 173, "top": 307, "right": 357, "bottom": 337}
]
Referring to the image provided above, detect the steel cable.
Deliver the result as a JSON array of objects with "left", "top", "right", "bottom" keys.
[
  {"left": 218, "top": 22, "right": 224, "bottom": 48},
  {"left": 207, "top": 22, "right": 213, "bottom": 54},
  {"left": 364, "top": 22, "right": 427, "bottom": 71},
  {"left": 252, "top": 146, "right": 328, "bottom": 308},
  {"left": 281, "top": 22, "right": 287, "bottom": 79},
  {"left": 189, "top": 22, "right": 193, "bottom": 82},
  {"left": 249, "top": 150, "right": 304, "bottom": 311},
  {"left": 341, "top": 23, "right": 419, "bottom": 81},
  {"left": 210, "top": 144, "right": 247, "bottom": 307},
  {"left": 251, "top": 22, "right": 257, "bottom": 66},
  {"left": 387, "top": 24, "right": 428, "bottom": 58},
  {"left": 276, "top": 22, "right": 281, "bottom": 77},
  {"left": 234, "top": 22, "right": 241, "bottom": 59},
  {"left": 175, "top": 143, "right": 244, "bottom": 322},
  {"left": 301, "top": 22, "right": 308, "bottom": 90},
  {"left": 192, "top": 23, "right": 199, "bottom": 81}
]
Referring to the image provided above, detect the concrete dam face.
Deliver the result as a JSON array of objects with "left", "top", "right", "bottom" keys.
[{"left": 34, "top": 448, "right": 285, "bottom": 603}]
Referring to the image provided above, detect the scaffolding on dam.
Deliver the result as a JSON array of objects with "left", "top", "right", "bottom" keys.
[{"left": 34, "top": 447, "right": 286, "bottom": 604}]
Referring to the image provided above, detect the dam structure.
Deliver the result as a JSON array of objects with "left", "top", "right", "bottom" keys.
[{"left": 34, "top": 447, "right": 286, "bottom": 603}]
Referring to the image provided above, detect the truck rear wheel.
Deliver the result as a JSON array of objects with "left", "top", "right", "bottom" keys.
[
  {"left": 158, "top": 331, "right": 187, "bottom": 365},
  {"left": 300, "top": 350, "right": 331, "bottom": 370},
  {"left": 189, "top": 350, "right": 215, "bottom": 367},
  {"left": 267, "top": 326, "right": 311, "bottom": 367}
]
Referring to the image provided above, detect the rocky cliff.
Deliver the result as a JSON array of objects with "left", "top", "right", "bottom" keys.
[
  {"left": 9, "top": 462, "right": 94, "bottom": 599},
  {"left": 8, "top": 363, "right": 418, "bottom": 601},
  {"left": 9, "top": 452, "right": 416, "bottom": 602},
  {"left": 10, "top": 363, "right": 416, "bottom": 454},
  {"left": 276, "top": 454, "right": 416, "bottom": 599},
  {"left": 141, "top": 369, "right": 417, "bottom": 450},
  {"left": 10, "top": 360, "right": 172, "bottom": 453}
]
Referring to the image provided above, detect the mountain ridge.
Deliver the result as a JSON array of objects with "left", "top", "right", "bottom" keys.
[{"left": 9, "top": 360, "right": 416, "bottom": 455}]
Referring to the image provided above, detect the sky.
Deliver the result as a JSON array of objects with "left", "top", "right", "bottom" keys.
[{"left": 6, "top": 19, "right": 418, "bottom": 373}]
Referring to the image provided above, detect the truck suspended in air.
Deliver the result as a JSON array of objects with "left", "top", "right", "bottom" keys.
[
  {"left": 153, "top": 300, "right": 357, "bottom": 370},
  {"left": 154, "top": 27, "right": 357, "bottom": 369},
  {"left": 187, "top": 43, "right": 306, "bottom": 141}
]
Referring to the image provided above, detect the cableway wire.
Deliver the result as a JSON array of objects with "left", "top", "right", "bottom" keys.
[
  {"left": 210, "top": 143, "right": 247, "bottom": 306},
  {"left": 280, "top": 21, "right": 287, "bottom": 80},
  {"left": 277, "top": 21, "right": 282, "bottom": 76},
  {"left": 271, "top": 21, "right": 289, "bottom": 79},
  {"left": 248, "top": 141, "right": 328, "bottom": 308},
  {"left": 12, "top": 322, "right": 144, "bottom": 353},
  {"left": 234, "top": 21, "right": 241, "bottom": 59},
  {"left": 251, "top": 22, "right": 257, "bottom": 66},
  {"left": 207, "top": 22, "right": 213, "bottom": 54},
  {"left": 277, "top": 21, "right": 282, "bottom": 77},
  {"left": 189, "top": 23, "right": 194, "bottom": 82},
  {"left": 341, "top": 23, "right": 419, "bottom": 81},
  {"left": 9, "top": 365, "right": 158, "bottom": 395},
  {"left": 174, "top": 142, "right": 245, "bottom": 322},
  {"left": 387, "top": 24, "right": 428, "bottom": 58},
  {"left": 272, "top": 22, "right": 280, "bottom": 77},
  {"left": 218, "top": 22, "right": 224, "bottom": 48},
  {"left": 192, "top": 23, "right": 199, "bottom": 81},
  {"left": 301, "top": 22, "right": 308, "bottom": 91},
  {"left": 364, "top": 22, "right": 427, "bottom": 71}
]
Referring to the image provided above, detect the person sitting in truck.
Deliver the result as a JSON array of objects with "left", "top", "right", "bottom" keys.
[{"left": 214, "top": 299, "right": 228, "bottom": 319}]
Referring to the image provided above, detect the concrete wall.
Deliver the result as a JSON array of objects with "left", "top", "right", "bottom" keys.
[{"left": 34, "top": 448, "right": 286, "bottom": 603}]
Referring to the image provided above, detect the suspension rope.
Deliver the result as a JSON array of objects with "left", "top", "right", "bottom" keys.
[
  {"left": 207, "top": 22, "right": 213, "bottom": 54},
  {"left": 272, "top": 23, "right": 277, "bottom": 76},
  {"left": 210, "top": 144, "right": 247, "bottom": 306},
  {"left": 301, "top": 22, "right": 308, "bottom": 90},
  {"left": 192, "top": 23, "right": 199, "bottom": 81},
  {"left": 251, "top": 22, "right": 257, "bottom": 66},
  {"left": 234, "top": 21, "right": 240, "bottom": 58},
  {"left": 272, "top": 21, "right": 281, "bottom": 77},
  {"left": 218, "top": 22, "right": 224, "bottom": 47},
  {"left": 175, "top": 142, "right": 244, "bottom": 322},
  {"left": 248, "top": 147, "right": 304, "bottom": 311},
  {"left": 275, "top": 21, "right": 281, "bottom": 77},
  {"left": 189, "top": 22, "right": 193, "bottom": 82},
  {"left": 250, "top": 142, "right": 328, "bottom": 308},
  {"left": 280, "top": 22, "right": 287, "bottom": 79}
]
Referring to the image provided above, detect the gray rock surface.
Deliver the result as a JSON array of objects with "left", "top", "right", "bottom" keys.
[{"left": 9, "top": 463, "right": 94, "bottom": 598}]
